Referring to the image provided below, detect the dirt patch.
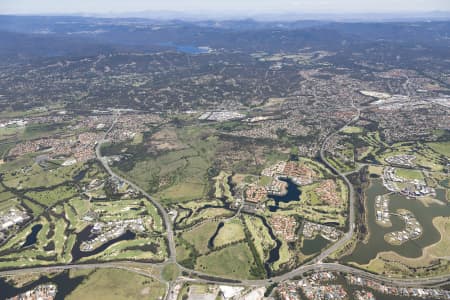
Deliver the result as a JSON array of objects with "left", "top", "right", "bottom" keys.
[
  {"left": 140, "top": 287, "right": 150, "bottom": 295},
  {"left": 147, "top": 127, "right": 186, "bottom": 152}
]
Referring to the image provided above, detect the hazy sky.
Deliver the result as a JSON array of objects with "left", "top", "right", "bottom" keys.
[{"left": 1, "top": 0, "right": 450, "bottom": 15}]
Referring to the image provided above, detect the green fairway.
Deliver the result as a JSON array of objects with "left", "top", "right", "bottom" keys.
[
  {"left": 427, "top": 141, "right": 450, "bottom": 157},
  {"left": 26, "top": 185, "right": 77, "bottom": 207},
  {"left": 341, "top": 126, "right": 363, "bottom": 134},
  {"left": 244, "top": 215, "right": 276, "bottom": 261}
]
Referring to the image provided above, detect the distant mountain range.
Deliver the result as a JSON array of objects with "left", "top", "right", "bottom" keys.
[{"left": 0, "top": 15, "right": 449, "bottom": 63}]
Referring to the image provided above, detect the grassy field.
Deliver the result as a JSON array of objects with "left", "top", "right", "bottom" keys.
[
  {"left": 195, "top": 243, "right": 256, "bottom": 279},
  {"left": 300, "top": 183, "right": 321, "bottom": 205},
  {"left": 181, "top": 221, "right": 219, "bottom": 254},
  {"left": 66, "top": 269, "right": 166, "bottom": 300},
  {"left": 326, "top": 153, "right": 355, "bottom": 174},
  {"left": 114, "top": 126, "right": 218, "bottom": 203},
  {"left": 2, "top": 162, "right": 85, "bottom": 190},
  {"left": 26, "top": 185, "right": 77, "bottom": 207},
  {"left": 427, "top": 141, "right": 450, "bottom": 157},
  {"left": 79, "top": 237, "right": 167, "bottom": 262},
  {"left": 213, "top": 220, "right": 246, "bottom": 248},
  {"left": 22, "top": 199, "right": 45, "bottom": 216},
  {"left": 341, "top": 126, "right": 363, "bottom": 134},
  {"left": 178, "top": 207, "right": 233, "bottom": 228},
  {"left": 0, "top": 126, "right": 25, "bottom": 141},
  {"left": 0, "top": 193, "right": 17, "bottom": 210},
  {"left": 395, "top": 168, "right": 424, "bottom": 180},
  {"left": 376, "top": 142, "right": 446, "bottom": 172},
  {"left": 353, "top": 132, "right": 448, "bottom": 171},
  {"left": 428, "top": 216, "right": 450, "bottom": 257}
]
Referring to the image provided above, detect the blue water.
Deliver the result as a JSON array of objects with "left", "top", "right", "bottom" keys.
[
  {"left": 301, "top": 235, "right": 330, "bottom": 255},
  {"left": 159, "top": 42, "right": 209, "bottom": 54},
  {"left": 22, "top": 224, "right": 43, "bottom": 248},
  {"left": 268, "top": 178, "right": 302, "bottom": 212}
]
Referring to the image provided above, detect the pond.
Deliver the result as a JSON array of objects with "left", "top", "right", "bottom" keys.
[
  {"left": 268, "top": 178, "right": 302, "bottom": 212},
  {"left": 343, "top": 179, "right": 450, "bottom": 264},
  {"left": 73, "top": 169, "right": 87, "bottom": 181},
  {"left": 301, "top": 235, "right": 330, "bottom": 256},
  {"left": 21, "top": 224, "right": 43, "bottom": 248}
]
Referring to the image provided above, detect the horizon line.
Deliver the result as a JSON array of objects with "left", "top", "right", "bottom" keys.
[{"left": 2, "top": 10, "right": 450, "bottom": 22}]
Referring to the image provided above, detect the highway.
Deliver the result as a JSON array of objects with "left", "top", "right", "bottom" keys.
[
  {"left": 1, "top": 261, "right": 450, "bottom": 289},
  {"left": 311, "top": 106, "right": 361, "bottom": 264}
]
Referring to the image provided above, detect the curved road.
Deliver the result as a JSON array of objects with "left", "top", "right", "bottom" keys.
[
  {"left": 311, "top": 107, "right": 360, "bottom": 263},
  {"left": 95, "top": 141, "right": 176, "bottom": 261}
]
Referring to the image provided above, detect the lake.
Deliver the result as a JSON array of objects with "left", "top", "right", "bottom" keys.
[
  {"left": 158, "top": 42, "right": 210, "bottom": 54},
  {"left": 343, "top": 179, "right": 450, "bottom": 264},
  {"left": 301, "top": 235, "right": 330, "bottom": 256},
  {"left": 21, "top": 224, "right": 43, "bottom": 248},
  {"left": 268, "top": 178, "right": 302, "bottom": 212}
]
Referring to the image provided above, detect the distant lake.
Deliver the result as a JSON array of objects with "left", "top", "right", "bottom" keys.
[{"left": 158, "top": 42, "right": 210, "bottom": 54}]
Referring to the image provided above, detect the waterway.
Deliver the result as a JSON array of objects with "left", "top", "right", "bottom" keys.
[
  {"left": 343, "top": 179, "right": 450, "bottom": 264},
  {"left": 71, "top": 225, "right": 136, "bottom": 261},
  {"left": 257, "top": 216, "right": 281, "bottom": 277},
  {"left": 268, "top": 178, "right": 302, "bottom": 212},
  {"left": 0, "top": 271, "right": 85, "bottom": 300},
  {"left": 21, "top": 224, "right": 43, "bottom": 248}
]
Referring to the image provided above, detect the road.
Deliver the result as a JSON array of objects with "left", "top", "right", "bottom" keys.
[
  {"left": 95, "top": 141, "right": 176, "bottom": 261},
  {"left": 310, "top": 106, "right": 361, "bottom": 263},
  {"left": 1, "top": 262, "right": 450, "bottom": 289}
]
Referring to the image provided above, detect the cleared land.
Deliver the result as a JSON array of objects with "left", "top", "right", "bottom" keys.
[
  {"left": 195, "top": 243, "right": 257, "bottom": 279},
  {"left": 181, "top": 221, "right": 219, "bottom": 254},
  {"left": 213, "top": 221, "right": 246, "bottom": 248},
  {"left": 66, "top": 268, "right": 166, "bottom": 300}
]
